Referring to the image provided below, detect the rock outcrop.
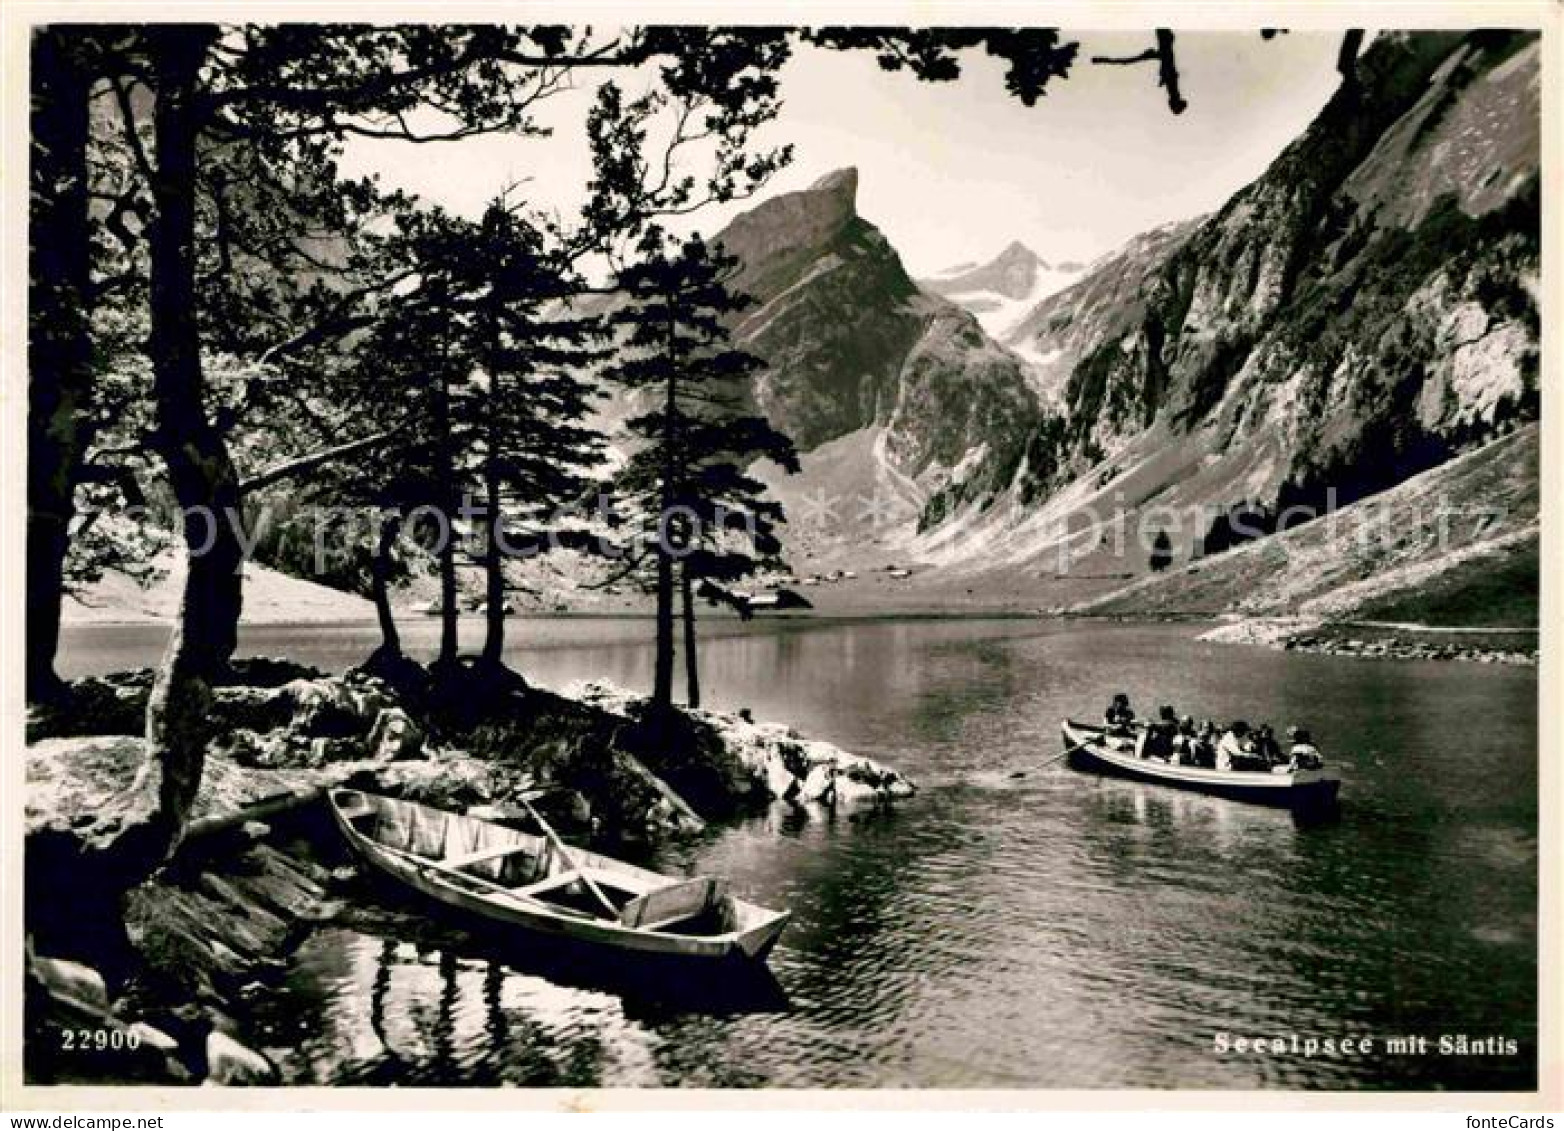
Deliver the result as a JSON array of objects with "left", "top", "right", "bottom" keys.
[
  {"left": 604, "top": 167, "right": 1048, "bottom": 543},
  {"left": 24, "top": 834, "right": 333, "bottom": 1086},
  {"left": 24, "top": 659, "right": 918, "bottom": 1085},
  {"left": 722, "top": 168, "right": 1044, "bottom": 511},
  {"left": 864, "top": 29, "right": 1540, "bottom": 637},
  {"left": 572, "top": 680, "right": 916, "bottom": 808}
]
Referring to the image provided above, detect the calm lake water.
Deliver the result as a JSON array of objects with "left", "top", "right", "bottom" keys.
[{"left": 59, "top": 616, "right": 1538, "bottom": 1088}]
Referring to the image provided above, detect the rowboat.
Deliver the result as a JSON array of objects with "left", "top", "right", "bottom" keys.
[
  {"left": 328, "top": 789, "right": 790, "bottom": 962},
  {"left": 1059, "top": 720, "right": 1341, "bottom": 809}
]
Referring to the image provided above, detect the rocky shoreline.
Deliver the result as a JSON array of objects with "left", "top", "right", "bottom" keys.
[
  {"left": 1199, "top": 618, "right": 1538, "bottom": 667},
  {"left": 24, "top": 658, "right": 913, "bottom": 1086}
]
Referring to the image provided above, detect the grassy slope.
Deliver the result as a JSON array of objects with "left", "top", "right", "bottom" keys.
[{"left": 1342, "top": 538, "right": 1538, "bottom": 627}]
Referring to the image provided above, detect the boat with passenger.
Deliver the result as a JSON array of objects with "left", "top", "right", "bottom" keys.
[{"left": 1059, "top": 718, "right": 1342, "bottom": 809}]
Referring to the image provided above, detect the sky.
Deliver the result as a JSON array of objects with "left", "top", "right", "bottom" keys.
[{"left": 340, "top": 30, "right": 1347, "bottom": 275}]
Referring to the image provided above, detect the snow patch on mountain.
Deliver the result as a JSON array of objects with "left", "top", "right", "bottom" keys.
[{"left": 919, "top": 241, "right": 1084, "bottom": 340}]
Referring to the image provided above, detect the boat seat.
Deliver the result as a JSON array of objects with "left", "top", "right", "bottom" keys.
[
  {"left": 443, "top": 842, "right": 532, "bottom": 870},
  {"left": 512, "top": 870, "right": 582, "bottom": 899},
  {"left": 619, "top": 876, "right": 727, "bottom": 932}
]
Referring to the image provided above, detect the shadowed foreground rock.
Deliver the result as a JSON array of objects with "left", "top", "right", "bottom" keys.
[{"left": 25, "top": 829, "right": 334, "bottom": 1086}]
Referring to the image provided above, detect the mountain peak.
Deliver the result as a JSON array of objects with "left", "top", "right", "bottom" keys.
[
  {"left": 716, "top": 167, "right": 862, "bottom": 271},
  {"left": 810, "top": 166, "right": 859, "bottom": 203},
  {"left": 922, "top": 239, "right": 1060, "bottom": 305},
  {"left": 995, "top": 239, "right": 1039, "bottom": 265}
]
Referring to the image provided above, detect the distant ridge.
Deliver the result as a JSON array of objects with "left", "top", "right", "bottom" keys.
[{"left": 918, "top": 241, "right": 1085, "bottom": 339}]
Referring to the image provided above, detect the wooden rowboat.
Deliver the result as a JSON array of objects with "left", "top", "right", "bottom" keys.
[
  {"left": 1060, "top": 720, "right": 1341, "bottom": 810},
  {"left": 328, "top": 789, "right": 790, "bottom": 962}
]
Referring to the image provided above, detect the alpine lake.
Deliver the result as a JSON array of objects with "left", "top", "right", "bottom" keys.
[{"left": 58, "top": 615, "right": 1538, "bottom": 1089}]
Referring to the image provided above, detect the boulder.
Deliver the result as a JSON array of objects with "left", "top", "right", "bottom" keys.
[
  {"left": 283, "top": 679, "right": 365, "bottom": 738},
  {"left": 220, "top": 656, "right": 322, "bottom": 689},
  {"left": 834, "top": 773, "right": 883, "bottom": 805},
  {"left": 343, "top": 673, "right": 398, "bottom": 718},
  {"left": 127, "top": 1021, "right": 180, "bottom": 1054},
  {"left": 212, "top": 685, "right": 296, "bottom": 733},
  {"left": 798, "top": 763, "right": 837, "bottom": 804},
  {"left": 25, "top": 951, "right": 193, "bottom": 1084},
  {"left": 31, "top": 956, "right": 110, "bottom": 1014},
  {"left": 366, "top": 708, "right": 424, "bottom": 762},
  {"left": 757, "top": 749, "right": 801, "bottom": 800},
  {"left": 308, "top": 736, "right": 364, "bottom": 765},
  {"left": 562, "top": 679, "right": 917, "bottom": 811},
  {"left": 371, "top": 755, "right": 494, "bottom": 809},
  {"left": 217, "top": 728, "right": 296, "bottom": 769},
  {"left": 204, "top": 1030, "right": 276, "bottom": 1086}
]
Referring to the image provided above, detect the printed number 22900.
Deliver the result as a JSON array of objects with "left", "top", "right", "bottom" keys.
[{"left": 61, "top": 1027, "right": 142, "bottom": 1052}]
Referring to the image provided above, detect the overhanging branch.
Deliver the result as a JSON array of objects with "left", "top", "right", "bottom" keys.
[
  {"left": 1090, "top": 29, "right": 1186, "bottom": 115},
  {"left": 239, "top": 429, "right": 400, "bottom": 493}
]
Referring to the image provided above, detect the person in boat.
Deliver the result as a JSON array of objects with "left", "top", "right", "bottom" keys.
[
  {"left": 1170, "top": 715, "right": 1199, "bottom": 764},
  {"left": 1217, "top": 721, "right": 1258, "bottom": 772},
  {"left": 1141, "top": 705, "right": 1179, "bottom": 760},
  {"left": 1193, "top": 719, "right": 1219, "bottom": 768},
  {"left": 1254, "top": 723, "right": 1284, "bottom": 767},
  {"left": 1104, "top": 693, "right": 1137, "bottom": 735},
  {"left": 1283, "top": 726, "right": 1324, "bottom": 772}
]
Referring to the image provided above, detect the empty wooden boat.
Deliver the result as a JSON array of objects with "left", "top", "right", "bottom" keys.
[
  {"left": 1060, "top": 720, "right": 1342, "bottom": 809},
  {"left": 328, "top": 789, "right": 791, "bottom": 961}
]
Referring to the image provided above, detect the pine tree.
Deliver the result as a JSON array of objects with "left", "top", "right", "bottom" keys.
[
  {"left": 675, "top": 411, "right": 798, "bottom": 706},
  {"left": 458, "top": 201, "right": 607, "bottom": 667},
  {"left": 328, "top": 201, "right": 608, "bottom": 672},
  {"left": 605, "top": 229, "right": 798, "bottom": 710},
  {"left": 335, "top": 208, "right": 482, "bottom": 666}
]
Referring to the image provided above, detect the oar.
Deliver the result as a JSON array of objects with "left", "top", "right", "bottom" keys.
[
  {"left": 516, "top": 793, "right": 620, "bottom": 920},
  {"left": 1038, "top": 736, "right": 1097, "bottom": 771}
]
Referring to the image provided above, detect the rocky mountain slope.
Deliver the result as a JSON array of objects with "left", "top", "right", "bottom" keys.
[
  {"left": 907, "top": 30, "right": 1540, "bottom": 614},
  {"left": 715, "top": 167, "right": 1043, "bottom": 516},
  {"left": 1001, "top": 221, "right": 1199, "bottom": 406},
  {"left": 590, "top": 168, "right": 1049, "bottom": 566}
]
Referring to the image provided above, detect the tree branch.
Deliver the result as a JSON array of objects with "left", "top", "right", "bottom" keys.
[
  {"left": 1337, "top": 29, "right": 1366, "bottom": 90},
  {"left": 1090, "top": 29, "right": 1186, "bottom": 115},
  {"left": 239, "top": 429, "right": 400, "bottom": 493},
  {"left": 110, "top": 75, "right": 157, "bottom": 185},
  {"left": 1090, "top": 49, "right": 1158, "bottom": 66}
]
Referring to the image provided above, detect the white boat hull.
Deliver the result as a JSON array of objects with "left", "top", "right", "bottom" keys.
[
  {"left": 330, "top": 789, "right": 790, "bottom": 962},
  {"left": 1061, "top": 720, "right": 1342, "bottom": 810}
]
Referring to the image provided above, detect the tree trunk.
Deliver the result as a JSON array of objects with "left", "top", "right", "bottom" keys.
[
  {"left": 371, "top": 512, "right": 402, "bottom": 657},
  {"left": 437, "top": 510, "right": 459, "bottom": 664},
  {"left": 652, "top": 547, "right": 675, "bottom": 709},
  {"left": 481, "top": 379, "right": 506, "bottom": 665},
  {"left": 652, "top": 356, "right": 677, "bottom": 710},
  {"left": 433, "top": 362, "right": 459, "bottom": 665},
  {"left": 680, "top": 566, "right": 700, "bottom": 708},
  {"left": 26, "top": 30, "right": 97, "bottom": 704},
  {"left": 481, "top": 475, "right": 506, "bottom": 665},
  {"left": 141, "top": 25, "right": 235, "bottom": 861}
]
